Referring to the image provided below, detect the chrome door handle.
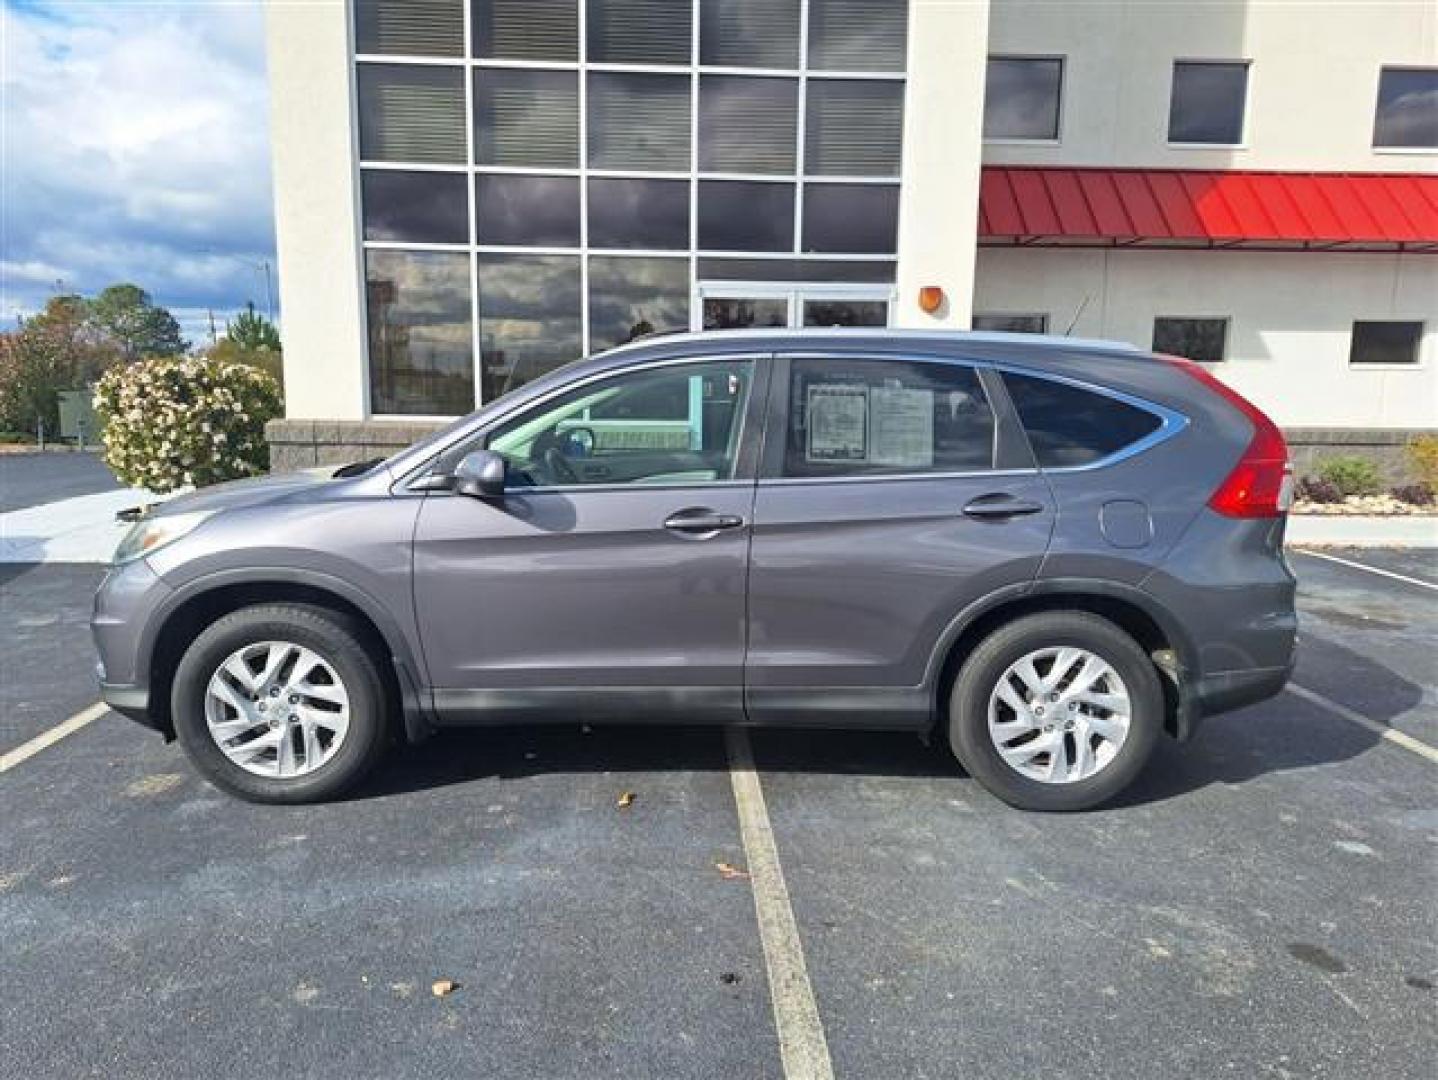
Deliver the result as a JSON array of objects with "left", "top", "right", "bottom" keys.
[
  {"left": 962, "top": 493, "right": 1045, "bottom": 520},
  {"left": 663, "top": 509, "right": 745, "bottom": 534}
]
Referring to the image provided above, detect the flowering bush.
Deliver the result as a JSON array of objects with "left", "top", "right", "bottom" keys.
[{"left": 95, "top": 356, "right": 282, "bottom": 493}]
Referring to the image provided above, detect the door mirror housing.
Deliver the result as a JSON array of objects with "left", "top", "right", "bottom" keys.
[{"left": 452, "top": 449, "right": 507, "bottom": 501}]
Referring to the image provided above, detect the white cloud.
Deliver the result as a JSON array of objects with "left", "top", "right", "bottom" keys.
[{"left": 0, "top": 0, "right": 275, "bottom": 339}]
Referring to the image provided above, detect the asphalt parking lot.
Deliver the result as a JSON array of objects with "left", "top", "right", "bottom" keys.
[{"left": 1, "top": 546, "right": 1434, "bottom": 1079}]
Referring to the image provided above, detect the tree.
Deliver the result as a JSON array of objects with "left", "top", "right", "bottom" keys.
[
  {"left": 0, "top": 325, "right": 74, "bottom": 436},
  {"left": 227, "top": 302, "right": 281, "bottom": 352},
  {"left": 87, "top": 283, "right": 188, "bottom": 359}
]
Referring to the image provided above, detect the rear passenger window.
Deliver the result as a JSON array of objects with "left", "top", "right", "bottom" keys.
[
  {"left": 1002, "top": 372, "right": 1162, "bottom": 468},
  {"left": 783, "top": 358, "right": 995, "bottom": 478}
]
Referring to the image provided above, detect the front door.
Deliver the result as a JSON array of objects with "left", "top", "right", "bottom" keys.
[
  {"left": 745, "top": 352, "right": 1056, "bottom": 728},
  {"left": 699, "top": 282, "right": 893, "bottom": 331},
  {"left": 412, "top": 356, "right": 766, "bottom": 724}
]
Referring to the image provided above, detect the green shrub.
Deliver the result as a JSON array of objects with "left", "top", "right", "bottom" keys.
[
  {"left": 1315, "top": 456, "right": 1382, "bottom": 498},
  {"left": 1408, "top": 435, "right": 1438, "bottom": 490},
  {"left": 95, "top": 356, "right": 282, "bottom": 493}
]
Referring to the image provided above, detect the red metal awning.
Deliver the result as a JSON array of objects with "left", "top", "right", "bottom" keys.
[{"left": 979, "top": 167, "right": 1438, "bottom": 252}]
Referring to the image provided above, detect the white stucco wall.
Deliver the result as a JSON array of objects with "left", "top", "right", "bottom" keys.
[
  {"left": 266, "top": 0, "right": 368, "bottom": 420},
  {"left": 893, "top": 0, "right": 990, "bottom": 328},
  {"left": 974, "top": 248, "right": 1438, "bottom": 428},
  {"left": 985, "top": 0, "right": 1438, "bottom": 172}
]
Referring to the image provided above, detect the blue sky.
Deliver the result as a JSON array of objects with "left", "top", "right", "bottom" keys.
[{"left": 1, "top": 0, "right": 275, "bottom": 345}]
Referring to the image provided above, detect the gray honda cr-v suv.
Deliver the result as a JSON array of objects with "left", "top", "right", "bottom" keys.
[{"left": 93, "top": 329, "right": 1297, "bottom": 811}]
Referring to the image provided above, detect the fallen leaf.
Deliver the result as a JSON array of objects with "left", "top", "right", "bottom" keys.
[
  {"left": 719, "top": 972, "right": 741, "bottom": 985},
  {"left": 431, "top": 979, "right": 458, "bottom": 997},
  {"left": 715, "top": 861, "right": 750, "bottom": 880},
  {"left": 616, "top": 791, "right": 636, "bottom": 809}
]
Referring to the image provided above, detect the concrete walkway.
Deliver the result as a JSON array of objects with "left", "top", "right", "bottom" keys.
[
  {"left": 0, "top": 487, "right": 161, "bottom": 563},
  {"left": 1287, "top": 513, "right": 1438, "bottom": 548}
]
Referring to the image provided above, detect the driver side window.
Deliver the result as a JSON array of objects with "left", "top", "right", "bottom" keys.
[{"left": 484, "top": 360, "right": 755, "bottom": 489}]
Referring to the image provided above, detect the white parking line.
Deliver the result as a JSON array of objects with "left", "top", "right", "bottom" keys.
[
  {"left": 1288, "top": 684, "right": 1438, "bottom": 765},
  {"left": 1293, "top": 549, "right": 1438, "bottom": 592},
  {"left": 725, "top": 727, "right": 835, "bottom": 1080},
  {"left": 0, "top": 702, "right": 108, "bottom": 774}
]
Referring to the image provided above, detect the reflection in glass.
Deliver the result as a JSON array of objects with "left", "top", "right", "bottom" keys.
[
  {"left": 588, "top": 0, "right": 691, "bottom": 64},
  {"left": 699, "top": 76, "right": 799, "bottom": 174},
  {"left": 588, "top": 178, "right": 689, "bottom": 250},
  {"left": 1168, "top": 62, "right": 1247, "bottom": 145},
  {"left": 807, "top": 0, "right": 907, "bottom": 72},
  {"left": 366, "top": 249, "right": 474, "bottom": 416},
  {"left": 973, "top": 314, "right": 1048, "bottom": 334},
  {"left": 362, "top": 170, "right": 469, "bottom": 244},
  {"left": 1374, "top": 68, "right": 1438, "bottom": 148},
  {"left": 1153, "top": 318, "right": 1227, "bottom": 363},
  {"left": 587, "top": 72, "right": 691, "bottom": 172},
  {"left": 471, "top": 0, "right": 577, "bottom": 60},
  {"left": 802, "top": 300, "right": 887, "bottom": 327},
  {"left": 357, "top": 65, "right": 466, "bottom": 164},
  {"left": 588, "top": 257, "right": 690, "bottom": 350},
  {"left": 983, "top": 58, "right": 1062, "bottom": 140},
  {"left": 802, "top": 184, "right": 898, "bottom": 254},
  {"left": 473, "top": 68, "right": 579, "bottom": 167},
  {"left": 698, "top": 258, "right": 895, "bottom": 282},
  {"left": 477, "top": 255, "right": 582, "bottom": 402},
  {"left": 805, "top": 80, "right": 904, "bottom": 176},
  {"left": 1349, "top": 321, "right": 1423, "bottom": 366},
  {"left": 704, "top": 298, "right": 788, "bottom": 330},
  {"left": 475, "top": 174, "right": 580, "bottom": 246},
  {"left": 698, "top": 181, "right": 794, "bottom": 251},
  {"left": 700, "top": 0, "right": 801, "bottom": 69}
]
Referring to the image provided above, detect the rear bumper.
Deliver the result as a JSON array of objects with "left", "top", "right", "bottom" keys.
[{"left": 1175, "top": 659, "right": 1294, "bottom": 741}]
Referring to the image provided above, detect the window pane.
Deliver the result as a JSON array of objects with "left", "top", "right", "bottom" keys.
[
  {"left": 473, "top": 69, "right": 579, "bottom": 167},
  {"left": 700, "top": 76, "right": 799, "bottom": 174},
  {"left": 475, "top": 174, "right": 580, "bottom": 246},
  {"left": 1003, "top": 373, "right": 1162, "bottom": 468},
  {"left": 805, "top": 80, "right": 903, "bottom": 176},
  {"left": 588, "top": 256, "right": 691, "bottom": 350},
  {"left": 784, "top": 358, "right": 994, "bottom": 478},
  {"left": 698, "top": 181, "right": 794, "bottom": 250},
  {"left": 802, "top": 184, "right": 898, "bottom": 254},
  {"left": 357, "top": 65, "right": 465, "bottom": 164},
  {"left": 1374, "top": 68, "right": 1438, "bottom": 149},
  {"left": 807, "top": 0, "right": 907, "bottom": 72},
  {"left": 587, "top": 0, "right": 692, "bottom": 65},
  {"left": 984, "top": 58, "right": 1062, "bottom": 140},
  {"left": 704, "top": 298, "right": 789, "bottom": 329},
  {"left": 802, "top": 300, "right": 887, "bottom": 327},
  {"left": 366, "top": 250, "right": 474, "bottom": 416},
  {"left": 472, "top": 0, "right": 577, "bottom": 60},
  {"left": 356, "top": 0, "right": 463, "bottom": 57},
  {"left": 700, "top": 0, "right": 801, "bottom": 69},
  {"left": 488, "top": 360, "right": 754, "bottom": 487},
  {"left": 1350, "top": 321, "right": 1423, "bottom": 365},
  {"left": 1168, "top": 62, "right": 1247, "bottom": 144},
  {"left": 974, "top": 314, "right": 1048, "bottom": 334},
  {"left": 1153, "top": 317, "right": 1227, "bottom": 363},
  {"left": 587, "top": 72, "right": 691, "bottom": 172},
  {"left": 699, "top": 257, "right": 894, "bottom": 282},
  {"left": 362, "top": 170, "right": 469, "bottom": 243},
  {"left": 477, "top": 255, "right": 582, "bottom": 402},
  {"left": 588, "top": 178, "right": 690, "bottom": 249}
]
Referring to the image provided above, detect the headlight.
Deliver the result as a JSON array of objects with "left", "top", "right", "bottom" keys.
[{"left": 112, "top": 511, "right": 216, "bottom": 565}]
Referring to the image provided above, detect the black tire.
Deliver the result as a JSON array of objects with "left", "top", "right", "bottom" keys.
[
  {"left": 171, "top": 603, "right": 391, "bottom": 804},
  {"left": 947, "top": 612, "right": 1162, "bottom": 812}
]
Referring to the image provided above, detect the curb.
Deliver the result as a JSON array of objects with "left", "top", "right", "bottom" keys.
[{"left": 1286, "top": 514, "right": 1438, "bottom": 548}]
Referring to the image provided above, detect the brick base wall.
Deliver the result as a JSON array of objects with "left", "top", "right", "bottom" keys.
[{"left": 1285, "top": 429, "right": 1434, "bottom": 486}]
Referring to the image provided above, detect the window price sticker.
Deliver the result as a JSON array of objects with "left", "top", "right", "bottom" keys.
[{"left": 805, "top": 383, "right": 868, "bottom": 462}]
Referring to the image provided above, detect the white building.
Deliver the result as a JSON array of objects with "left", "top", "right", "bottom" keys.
[{"left": 264, "top": 0, "right": 1437, "bottom": 471}]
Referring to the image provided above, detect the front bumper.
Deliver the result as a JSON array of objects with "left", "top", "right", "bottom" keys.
[
  {"left": 91, "top": 558, "right": 174, "bottom": 733},
  {"left": 99, "top": 680, "right": 165, "bottom": 733}
]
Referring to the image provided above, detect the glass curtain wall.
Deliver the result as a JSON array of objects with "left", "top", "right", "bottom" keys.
[{"left": 355, "top": 0, "right": 908, "bottom": 415}]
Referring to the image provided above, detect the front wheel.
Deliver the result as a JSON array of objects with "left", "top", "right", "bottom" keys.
[
  {"left": 171, "top": 604, "right": 392, "bottom": 803},
  {"left": 948, "top": 612, "right": 1163, "bottom": 812}
]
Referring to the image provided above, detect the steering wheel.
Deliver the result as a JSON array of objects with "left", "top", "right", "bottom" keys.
[{"left": 544, "top": 446, "right": 579, "bottom": 484}]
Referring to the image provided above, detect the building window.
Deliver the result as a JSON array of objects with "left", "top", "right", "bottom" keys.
[
  {"left": 474, "top": 174, "right": 580, "bottom": 247},
  {"left": 700, "top": 0, "right": 801, "bottom": 70},
  {"left": 587, "top": 72, "right": 691, "bottom": 172},
  {"left": 473, "top": 68, "right": 579, "bottom": 168},
  {"left": 587, "top": 256, "right": 691, "bottom": 350},
  {"left": 1373, "top": 68, "right": 1438, "bottom": 149},
  {"left": 802, "top": 184, "right": 898, "bottom": 254},
  {"left": 807, "top": 0, "right": 908, "bottom": 73},
  {"left": 1153, "top": 317, "right": 1228, "bottom": 364},
  {"left": 983, "top": 57, "right": 1063, "bottom": 141},
  {"left": 699, "top": 75, "right": 799, "bottom": 174},
  {"left": 973, "top": 314, "right": 1048, "bottom": 335},
  {"left": 1349, "top": 321, "right": 1423, "bottom": 366},
  {"left": 357, "top": 65, "right": 466, "bottom": 164},
  {"left": 698, "top": 181, "right": 795, "bottom": 251},
  {"left": 805, "top": 80, "right": 904, "bottom": 177},
  {"left": 1168, "top": 61, "right": 1248, "bottom": 145},
  {"left": 365, "top": 250, "right": 474, "bottom": 416},
  {"left": 361, "top": 171, "right": 469, "bottom": 244},
  {"left": 471, "top": 0, "right": 577, "bottom": 61},
  {"left": 477, "top": 255, "right": 583, "bottom": 402},
  {"left": 588, "top": 0, "right": 692, "bottom": 65},
  {"left": 356, "top": 0, "right": 464, "bottom": 57},
  {"left": 588, "top": 178, "right": 690, "bottom": 250}
]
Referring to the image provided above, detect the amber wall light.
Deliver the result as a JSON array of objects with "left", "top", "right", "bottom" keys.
[{"left": 918, "top": 286, "right": 944, "bottom": 314}]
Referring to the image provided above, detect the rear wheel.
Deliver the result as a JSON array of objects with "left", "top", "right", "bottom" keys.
[
  {"left": 948, "top": 612, "right": 1162, "bottom": 811},
  {"left": 171, "top": 604, "right": 391, "bottom": 803}
]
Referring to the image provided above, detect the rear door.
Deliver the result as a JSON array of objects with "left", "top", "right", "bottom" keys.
[{"left": 744, "top": 352, "right": 1055, "bottom": 727}]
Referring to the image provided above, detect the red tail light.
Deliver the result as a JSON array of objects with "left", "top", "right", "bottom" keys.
[{"left": 1165, "top": 357, "right": 1292, "bottom": 519}]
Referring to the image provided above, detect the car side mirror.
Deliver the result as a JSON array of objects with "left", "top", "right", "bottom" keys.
[{"left": 452, "top": 449, "right": 507, "bottom": 501}]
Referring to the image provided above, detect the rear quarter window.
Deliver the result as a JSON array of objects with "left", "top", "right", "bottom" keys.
[{"left": 1002, "top": 372, "right": 1163, "bottom": 468}]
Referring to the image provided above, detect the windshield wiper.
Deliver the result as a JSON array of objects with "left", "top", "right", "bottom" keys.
[{"left": 332, "top": 457, "right": 384, "bottom": 478}]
